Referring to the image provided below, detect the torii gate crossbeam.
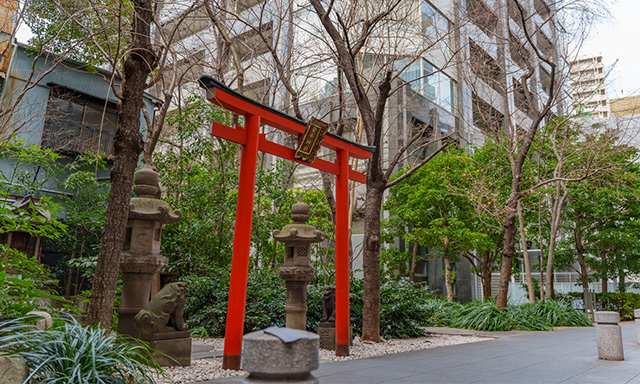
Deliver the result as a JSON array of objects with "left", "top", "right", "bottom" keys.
[{"left": 198, "top": 76, "right": 374, "bottom": 370}]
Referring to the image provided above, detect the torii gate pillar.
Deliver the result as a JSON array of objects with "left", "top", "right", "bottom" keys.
[
  {"left": 334, "top": 149, "right": 350, "bottom": 356},
  {"left": 222, "top": 113, "right": 260, "bottom": 370},
  {"left": 198, "top": 76, "right": 373, "bottom": 370}
]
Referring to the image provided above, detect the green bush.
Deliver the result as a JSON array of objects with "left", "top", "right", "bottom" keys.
[
  {"left": 596, "top": 292, "right": 640, "bottom": 320},
  {"left": 185, "top": 269, "right": 287, "bottom": 337},
  {"left": 564, "top": 291, "right": 640, "bottom": 321},
  {"left": 185, "top": 272, "right": 435, "bottom": 339},
  {"left": 379, "top": 279, "right": 434, "bottom": 338},
  {"left": 0, "top": 315, "right": 162, "bottom": 383},
  {"left": 185, "top": 271, "right": 592, "bottom": 338},
  {"left": 422, "top": 300, "right": 463, "bottom": 327},
  {"left": 0, "top": 246, "right": 66, "bottom": 320},
  {"left": 511, "top": 305, "right": 553, "bottom": 331}
]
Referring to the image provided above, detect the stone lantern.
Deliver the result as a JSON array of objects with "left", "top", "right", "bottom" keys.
[
  {"left": 117, "top": 166, "right": 182, "bottom": 338},
  {"left": 273, "top": 201, "right": 324, "bottom": 330}
]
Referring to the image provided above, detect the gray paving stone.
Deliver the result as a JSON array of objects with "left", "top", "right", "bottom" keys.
[{"left": 197, "top": 322, "right": 640, "bottom": 384}]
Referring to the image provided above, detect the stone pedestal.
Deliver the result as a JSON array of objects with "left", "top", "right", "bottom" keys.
[
  {"left": 595, "top": 311, "right": 624, "bottom": 361},
  {"left": 118, "top": 257, "right": 167, "bottom": 338},
  {"left": 140, "top": 331, "right": 191, "bottom": 367},
  {"left": 317, "top": 322, "right": 352, "bottom": 350},
  {"left": 242, "top": 329, "right": 319, "bottom": 383},
  {"left": 318, "top": 322, "right": 335, "bottom": 350}
]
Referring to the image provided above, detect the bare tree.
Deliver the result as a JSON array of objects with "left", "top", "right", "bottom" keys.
[
  {"left": 462, "top": 0, "right": 612, "bottom": 307},
  {"left": 29, "top": 0, "right": 216, "bottom": 327},
  {"left": 304, "top": 0, "right": 464, "bottom": 341}
]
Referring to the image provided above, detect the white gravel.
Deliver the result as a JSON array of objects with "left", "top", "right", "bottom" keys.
[
  {"left": 318, "top": 333, "right": 488, "bottom": 362},
  {"left": 153, "top": 357, "right": 244, "bottom": 384},
  {"left": 153, "top": 333, "right": 489, "bottom": 384}
]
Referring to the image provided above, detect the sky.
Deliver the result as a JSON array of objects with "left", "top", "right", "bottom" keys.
[{"left": 581, "top": 0, "right": 640, "bottom": 98}]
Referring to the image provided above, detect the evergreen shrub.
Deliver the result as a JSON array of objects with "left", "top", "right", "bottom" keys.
[
  {"left": 185, "top": 272, "right": 434, "bottom": 339},
  {"left": 566, "top": 291, "right": 640, "bottom": 320}
]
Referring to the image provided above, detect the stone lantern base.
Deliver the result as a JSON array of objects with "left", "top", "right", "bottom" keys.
[{"left": 278, "top": 266, "right": 315, "bottom": 330}]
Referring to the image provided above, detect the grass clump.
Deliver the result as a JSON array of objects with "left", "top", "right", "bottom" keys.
[
  {"left": 0, "top": 315, "right": 163, "bottom": 384},
  {"left": 428, "top": 298, "right": 592, "bottom": 332},
  {"left": 422, "top": 300, "right": 463, "bottom": 327},
  {"left": 449, "top": 301, "right": 520, "bottom": 331},
  {"left": 518, "top": 299, "right": 593, "bottom": 327}
]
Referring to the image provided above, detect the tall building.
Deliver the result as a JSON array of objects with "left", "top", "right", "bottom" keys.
[
  {"left": 570, "top": 56, "right": 610, "bottom": 119},
  {"left": 159, "top": 0, "right": 566, "bottom": 302}
]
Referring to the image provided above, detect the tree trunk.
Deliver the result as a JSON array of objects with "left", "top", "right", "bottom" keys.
[
  {"left": 601, "top": 250, "right": 608, "bottom": 293},
  {"left": 517, "top": 201, "right": 535, "bottom": 303},
  {"left": 574, "top": 223, "right": 590, "bottom": 314},
  {"left": 481, "top": 251, "right": 492, "bottom": 299},
  {"left": 548, "top": 271, "right": 555, "bottom": 298},
  {"left": 361, "top": 180, "right": 384, "bottom": 342},
  {"left": 85, "top": 0, "right": 157, "bottom": 328},
  {"left": 545, "top": 183, "right": 568, "bottom": 298},
  {"left": 619, "top": 270, "right": 626, "bottom": 293},
  {"left": 321, "top": 170, "right": 337, "bottom": 221},
  {"left": 65, "top": 227, "right": 79, "bottom": 298},
  {"left": 443, "top": 249, "right": 453, "bottom": 302},
  {"left": 537, "top": 194, "right": 545, "bottom": 302},
  {"left": 441, "top": 217, "right": 453, "bottom": 302},
  {"left": 409, "top": 242, "right": 419, "bottom": 282},
  {"left": 496, "top": 197, "right": 518, "bottom": 308}
]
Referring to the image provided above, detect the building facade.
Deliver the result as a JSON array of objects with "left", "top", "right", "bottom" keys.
[
  {"left": 570, "top": 56, "right": 611, "bottom": 119},
  {"left": 611, "top": 95, "right": 640, "bottom": 117},
  {"left": 0, "top": 41, "right": 158, "bottom": 265}
]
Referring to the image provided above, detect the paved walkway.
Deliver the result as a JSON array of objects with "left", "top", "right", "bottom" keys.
[{"left": 203, "top": 321, "right": 640, "bottom": 383}]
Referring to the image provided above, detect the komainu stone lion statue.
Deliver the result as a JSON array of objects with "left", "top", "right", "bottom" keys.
[
  {"left": 135, "top": 282, "right": 188, "bottom": 337},
  {"left": 321, "top": 285, "right": 336, "bottom": 323}
]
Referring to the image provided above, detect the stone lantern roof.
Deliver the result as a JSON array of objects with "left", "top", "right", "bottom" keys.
[
  {"left": 272, "top": 201, "right": 324, "bottom": 243},
  {"left": 129, "top": 166, "right": 182, "bottom": 224}
]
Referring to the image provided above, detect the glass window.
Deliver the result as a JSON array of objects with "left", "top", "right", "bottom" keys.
[
  {"left": 293, "top": 60, "right": 339, "bottom": 103},
  {"left": 398, "top": 58, "right": 455, "bottom": 113},
  {"left": 49, "top": 98, "right": 84, "bottom": 124},
  {"left": 422, "top": 2, "right": 436, "bottom": 34},
  {"left": 422, "top": 60, "right": 437, "bottom": 102},
  {"left": 398, "top": 59, "right": 422, "bottom": 95},
  {"left": 41, "top": 88, "right": 118, "bottom": 156},
  {"left": 422, "top": 1, "right": 449, "bottom": 37},
  {"left": 396, "top": 57, "right": 456, "bottom": 110},
  {"left": 438, "top": 73, "right": 454, "bottom": 113},
  {"left": 84, "top": 105, "right": 116, "bottom": 131}
]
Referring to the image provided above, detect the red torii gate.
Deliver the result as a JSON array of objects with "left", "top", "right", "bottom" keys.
[{"left": 198, "top": 76, "right": 374, "bottom": 370}]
